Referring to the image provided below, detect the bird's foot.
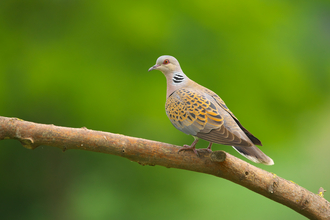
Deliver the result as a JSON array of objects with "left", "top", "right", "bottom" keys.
[
  {"left": 197, "top": 142, "right": 213, "bottom": 153},
  {"left": 178, "top": 145, "right": 199, "bottom": 156},
  {"left": 178, "top": 138, "right": 199, "bottom": 156}
]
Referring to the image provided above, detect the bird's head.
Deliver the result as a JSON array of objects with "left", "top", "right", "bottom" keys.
[{"left": 148, "top": 55, "right": 182, "bottom": 75}]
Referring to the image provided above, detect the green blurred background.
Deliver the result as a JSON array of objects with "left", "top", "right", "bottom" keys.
[{"left": 1, "top": 0, "right": 330, "bottom": 219}]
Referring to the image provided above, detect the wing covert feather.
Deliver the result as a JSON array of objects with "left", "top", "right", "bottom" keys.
[
  {"left": 202, "top": 87, "right": 262, "bottom": 146},
  {"left": 166, "top": 88, "right": 252, "bottom": 147}
]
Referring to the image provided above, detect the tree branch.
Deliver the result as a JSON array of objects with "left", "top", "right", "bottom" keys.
[{"left": 0, "top": 116, "right": 329, "bottom": 219}]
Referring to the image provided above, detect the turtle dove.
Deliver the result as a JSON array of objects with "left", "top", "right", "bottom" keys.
[{"left": 148, "top": 55, "right": 274, "bottom": 165}]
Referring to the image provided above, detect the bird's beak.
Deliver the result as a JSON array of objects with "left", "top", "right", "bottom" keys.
[{"left": 148, "top": 64, "right": 159, "bottom": 72}]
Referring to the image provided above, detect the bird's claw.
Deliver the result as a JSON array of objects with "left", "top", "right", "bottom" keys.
[{"left": 178, "top": 145, "right": 199, "bottom": 156}]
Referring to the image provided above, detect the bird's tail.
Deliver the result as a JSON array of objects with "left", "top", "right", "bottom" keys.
[{"left": 232, "top": 145, "right": 274, "bottom": 165}]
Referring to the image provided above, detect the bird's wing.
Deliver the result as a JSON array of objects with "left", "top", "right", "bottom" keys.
[
  {"left": 166, "top": 88, "right": 252, "bottom": 147},
  {"left": 202, "top": 87, "right": 262, "bottom": 146}
]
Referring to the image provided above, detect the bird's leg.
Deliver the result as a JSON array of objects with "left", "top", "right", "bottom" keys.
[
  {"left": 198, "top": 142, "right": 213, "bottom": 153},
  {"left": 178, "top": 138, "right": 199, "bottom": 156},
  {"left": 206, "top": 142, "right": 213, "bottom": 152}
]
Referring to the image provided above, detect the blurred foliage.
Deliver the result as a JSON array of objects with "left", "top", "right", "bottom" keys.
[{"left": 1, "top": 0, "right": 330, "bottom": 219}]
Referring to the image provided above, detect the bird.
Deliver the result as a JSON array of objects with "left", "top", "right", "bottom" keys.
[{"left": 148, "top": 55, "right": 274, "bottom": 165}]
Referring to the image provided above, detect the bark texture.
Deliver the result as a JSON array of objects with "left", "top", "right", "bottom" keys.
[{"left": 0, "top": 116, "right": 329, "bottom": 219}]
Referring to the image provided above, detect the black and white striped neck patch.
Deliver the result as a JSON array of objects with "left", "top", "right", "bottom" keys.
[{"left": 172, "top": 73, "right": 185, "bottom": 83}]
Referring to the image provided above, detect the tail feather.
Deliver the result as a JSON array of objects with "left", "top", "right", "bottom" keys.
[{"left": 233, "top": 145, "right": 274, "bottom": 165}]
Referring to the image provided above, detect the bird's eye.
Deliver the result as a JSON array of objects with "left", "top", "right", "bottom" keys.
[{"left": 163, "top": 59, "right": 170, "bottom": 64}]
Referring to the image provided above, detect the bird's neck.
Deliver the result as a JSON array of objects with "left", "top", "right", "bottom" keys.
[{"left": 165, "top": 72, "right": 190, "bottom": 98}]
